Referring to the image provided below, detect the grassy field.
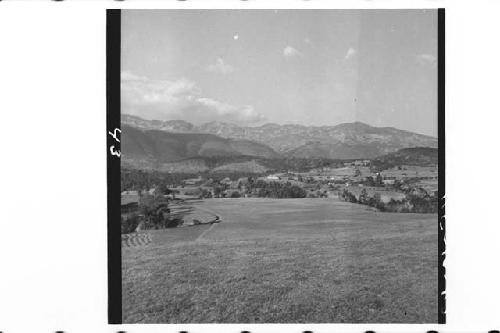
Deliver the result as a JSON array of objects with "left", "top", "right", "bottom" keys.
[{"left": 122, "top": 198, "right": 437, "bottom": 323}]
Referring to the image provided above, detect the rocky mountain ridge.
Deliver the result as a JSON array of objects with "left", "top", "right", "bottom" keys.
[{"left": 122, "top": 114, "right": 437, "bottom": 160}]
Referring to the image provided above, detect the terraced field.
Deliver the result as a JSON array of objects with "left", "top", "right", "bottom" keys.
[
  {"left": 121, "top": 233, "right": 152, "bottom": 247},
  {"left": 122, "top": 198, "right": 437, "bottom": 323}
]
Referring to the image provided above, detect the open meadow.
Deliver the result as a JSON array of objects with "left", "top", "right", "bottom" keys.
[{"left": 122, "top": 198, "right": 437, "bottom": 323}]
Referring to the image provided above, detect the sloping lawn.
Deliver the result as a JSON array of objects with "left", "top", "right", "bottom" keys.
[{"left": 122, "top": 198, "right": 437, "bottom": 323}]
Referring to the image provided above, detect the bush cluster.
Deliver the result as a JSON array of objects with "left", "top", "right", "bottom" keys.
[
  {"left": 253, "top": 181, "right": 307, "bottom": 198},
  {"left": 339, "top": 188, "right": 437, "bottom": 214},
  {"left": 121, "top": 214, "right": 140, "bottom": 234}
]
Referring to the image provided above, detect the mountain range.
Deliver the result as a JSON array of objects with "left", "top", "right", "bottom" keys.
[
  {"left": 122, "top": 114, "right": 437, "bottom": 161},
  {"left": 121, "top": 124, "right": 281, "bottom": 172}
]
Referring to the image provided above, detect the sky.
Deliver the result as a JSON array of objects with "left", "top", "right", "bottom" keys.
[{"left": 121, "top": 10, "right": 437, "bottom": 136}]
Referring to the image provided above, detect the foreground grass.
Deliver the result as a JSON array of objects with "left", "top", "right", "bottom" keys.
[{"left": 122, "top": 198, "right": 437, "bottom": 323}]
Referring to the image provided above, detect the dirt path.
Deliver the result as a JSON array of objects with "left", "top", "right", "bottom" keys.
[
  {"left": 195, "top": 222, "right": 217, "bottom": 241},
  {"left": 192, "top": 203, "right": 223, "bottom": 241}
]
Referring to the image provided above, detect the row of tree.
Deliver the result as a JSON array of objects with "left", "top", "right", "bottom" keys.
[
  {"left": 121, "top": 169, "right": 199, "bottom": 191},
  {"left": 339, "top": 188, "right": 438, "bottom": 213},
  {"left": 121, "top": 168, "right": 264, "bottom": 192},
  {"left": 210, "top": 179, "right": 308, "bottom": 199},
  {"left": 253, "top": 181, "right": 307, "bottom": 198}
]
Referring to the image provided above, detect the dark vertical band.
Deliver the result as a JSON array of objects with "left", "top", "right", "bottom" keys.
[
  {"left": 437, "top": 7, "right": 446, "bottom": 324},
  {"left": 107, "top": 8, "right": 122, "bottom": 324}
]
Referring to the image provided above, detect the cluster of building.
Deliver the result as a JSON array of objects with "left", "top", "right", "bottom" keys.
[{"left": 121, "top": 162, "right": 438, "bottom": 207}]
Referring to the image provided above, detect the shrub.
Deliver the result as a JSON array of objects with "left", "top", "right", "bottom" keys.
[
  {"left": 164, "top": 217, "right": 183, "bottom": 228},
  {"left": 339, "top": 188, "right": 437, "bottom": 214},
  {"left": 121, "top": 213, "right": 140, "bottom": 234},
  {"left": 372, "top": 193, "right": 386, "bottom": 211},
  {"left": 230, "top": 191, "right": 241, "bottom": 198},
  {"left": 358, "top": 189, "right": 369, "bottom": 204},
  {"left": 254, "top": 182, "right": 306, "bottom": 198},
  {"left": 137, "top": 194, "right": 184, "bottom": 229},
  {"left": 406, "top": 194, "right": 438, "bottom": 213},
  {"left": 200, "top": 188, "right": 212, "bottom": 198},
  {"left": 340, "top": 189, "right": 358, "bottom": 203}
]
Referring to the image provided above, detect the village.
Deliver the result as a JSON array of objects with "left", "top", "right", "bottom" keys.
[
  {"left": 123, "top": 159, "right": 437, "bottom": 201},
  {"left": 121, "top": 158, "right": 438, "bottom": 232}
]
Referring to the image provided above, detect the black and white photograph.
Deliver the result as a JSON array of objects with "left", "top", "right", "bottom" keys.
[
  {"left": 116, "top": 9, "right": 443, "bottom": 324},
  {"left": 116, "top": 9, "right": 442, "bottom": 324}
]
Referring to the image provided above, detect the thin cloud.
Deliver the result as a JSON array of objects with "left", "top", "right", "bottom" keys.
[
  {"left": 283, "top": 45, "right": 301, "bottom": 57},
  {"left": 207, "top": 58, "right": 234, "bottom": 74},
  {"left": 121, "top": 70, "right": 148, "bottom": 81},
  {"left": 121, "top": 71, "right": 265, "bottom": 125},
  {"left": 416, "top": 53, "right": 437, "bottom": 66},
  {"left": 344, "top": 47, "right": 357, "bottom": 60}
]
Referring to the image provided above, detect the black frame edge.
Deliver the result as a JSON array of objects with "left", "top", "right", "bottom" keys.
[
  {"left": 107, "top": 8, "right": 122, "bottom": 325},
  {"left": 437, "top": 7, "right": 446, "bottom": 324},
  {"left": 105, "top": 8, "right": 445, "bottom": 325}
]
